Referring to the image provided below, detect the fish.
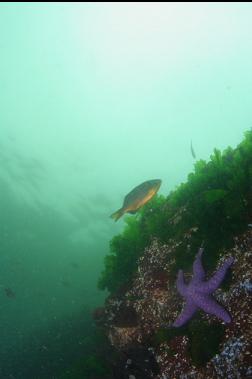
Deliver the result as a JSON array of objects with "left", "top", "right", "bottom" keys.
[
  {"left": 4, "top": 287, "right": 15, "bottom": 298},
  {"left": 110, "top": 179, "right": 162, "bottom": 221},
  {"left": 70, "top": 262, "right": 79, "bottom": 269},
  {"left": 190, "top": 140, "right": 196, "bottom": 159},
  {"left": 61, "top": 279, "right": 71, "bottom": 287}
]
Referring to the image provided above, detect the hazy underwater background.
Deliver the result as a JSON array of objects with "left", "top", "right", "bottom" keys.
[{"left": 0, "top": 2, "right": 252, "bottom": 378}]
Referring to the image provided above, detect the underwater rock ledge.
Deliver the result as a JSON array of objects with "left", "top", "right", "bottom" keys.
[{"left": 96, "top": 229, "right": 252, "bottom": 379}]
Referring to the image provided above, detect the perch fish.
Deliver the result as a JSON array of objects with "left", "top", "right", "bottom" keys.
[{"left": 110, "top": 179, "right": 162, "bottom": 221}]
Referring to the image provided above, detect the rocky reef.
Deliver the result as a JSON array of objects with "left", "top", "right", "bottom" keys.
[
  {"left": 97, "top": 229, "right": 251, "bottom": 378},
  {"left": 95, "top": 131, "right": 252, "bottom": 378}
]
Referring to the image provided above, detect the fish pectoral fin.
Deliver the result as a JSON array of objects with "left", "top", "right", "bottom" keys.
[{"left": 127, "top": 209, "right": 138, "bottom": 214}]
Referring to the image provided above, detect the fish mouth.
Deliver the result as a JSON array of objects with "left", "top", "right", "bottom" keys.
[{"left": 153, "top": 179, "right": 162, "bottom": 190}]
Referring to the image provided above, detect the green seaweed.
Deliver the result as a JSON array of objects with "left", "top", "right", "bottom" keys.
[
  {"left": 58, "top": 326, "right": 114, "bottom": 379},
  {"left": 188, "top": 318, "right": 225, "bottom": 366},
  {"left": 98, "top": 196, "right": 167, "bottom": 293},
  {"left": 98, "top": 130, "right": 252, "bottom": 294},
  {"left": 152, "top": 317, "right": 225, "bottom": 367},
  {"left": 203, "top": 188, "right": 228, "bottom": 204},
  {"left": 82, "top": 355, "right": 111, "bottom": 378},
  {"left": 59, "top": 354, "right": 112, "bottom": 379}
]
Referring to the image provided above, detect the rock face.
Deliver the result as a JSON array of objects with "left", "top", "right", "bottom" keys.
[{"left": 99, "top": 229, "right": 252, "bottom": 378}]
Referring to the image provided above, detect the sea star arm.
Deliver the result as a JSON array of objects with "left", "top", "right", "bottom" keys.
[
  {"left": 200, "top": 257, "right": 234, "bottom": 293},
  {"left": 192, "top": 247, "right": 205, "bottom": 282},
  {"left": 176, "top": 269, "right": 187, "bottom": 296},
  {"left": 173, "top": 300, "right": 197, "bottom": 327},
  {"left": 196, "top": 294, "right": 231, "bottom": 323}
]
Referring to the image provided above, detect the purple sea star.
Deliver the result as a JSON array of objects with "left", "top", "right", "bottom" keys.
[{"left": 173, "top": 247, "right": 234, "bottom": 327}]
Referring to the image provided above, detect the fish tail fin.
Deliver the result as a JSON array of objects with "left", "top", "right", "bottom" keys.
[{"left": 110, "top": 208, "right": 124, "bottom": 221}]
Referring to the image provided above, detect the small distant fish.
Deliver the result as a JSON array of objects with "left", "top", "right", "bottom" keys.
[
  {"left": 70, "top": 262, "right": 79, "bottom": 269},
  {"left": 61, "top": 280, "right": 71, "bottom": 287},
  {"left": 37, "top": 291, "right": 45, "bottom": 298},
  {"left": 110, "top": 179, "right": 162, "bottom": 221},
  {"left": 190, "top": 140, "right": 196, "bottom": 159},
  {"left": 248, "top": 224, "right": 252, "bottom": 228},
  {"left": 4, "top": 288, "right": 15, "bottom": 298}
]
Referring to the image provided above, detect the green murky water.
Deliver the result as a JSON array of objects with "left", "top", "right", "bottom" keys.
[{"left": 0, "top": 3, "right": 251, "bottom": 378}]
